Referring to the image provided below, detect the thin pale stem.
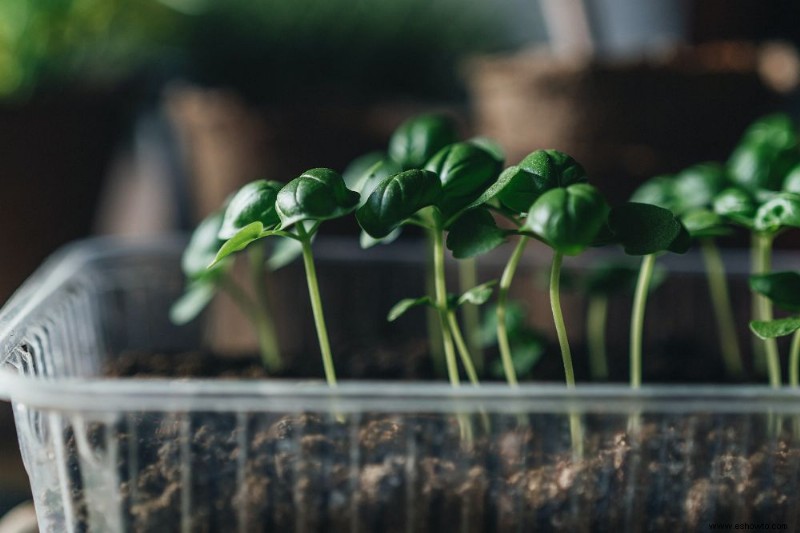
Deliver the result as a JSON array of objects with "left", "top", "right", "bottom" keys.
[
  {"left": 298, "top": 231, "right": 337, "bottom": 387},
  {"left": 700, "top": 238, "right": 744, "bottom": 379},
  {"left": 448, "top": 311, "right": 480, "bottom": 386},
  {"left": 497, "top": 236, "right": 528, "bottom": 387},
  {"left": 630, "top": 254, "right": 656, "bottom": 389},
  {"left": 248, "top": 246, "right": 282, "bottom": 372},
  {"left": 425, "top": 233, "right": 446, "bottom": 376},
  {"left": 750, "top": 233, "right": 767, "bottom": 376},
  {"left": 432, "top": 227, "right": 461, "bottom": 387},
  {"left": 550, "top": 252, "right": 575, "bottom": 387},
  {"left": 549, "top": 252, "right": 583, "bottom": 457},
  {"left": 458, "top": 258, "right": 484, "bottom": 374},
  {"left": 587, "top": 295, "right": 609, "bottom": 381},
  {"left": 754, "top": 233, "right": 781, "bottom": 388},
  {"left": 791, "top": 330, "right": 800, "bottom": 388}
]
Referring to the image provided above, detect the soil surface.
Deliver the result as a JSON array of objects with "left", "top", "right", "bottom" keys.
[{"left": 43, "top": 352, "right": 800, "bottom": 532}]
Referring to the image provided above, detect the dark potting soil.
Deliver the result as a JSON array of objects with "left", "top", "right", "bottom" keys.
[{"left": 50, "top": 351, "right": 800, "bottom": 532}]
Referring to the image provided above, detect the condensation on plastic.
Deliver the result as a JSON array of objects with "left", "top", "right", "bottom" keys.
[{"left": 1, "top": 237, "right": 800, "bottom": 532}]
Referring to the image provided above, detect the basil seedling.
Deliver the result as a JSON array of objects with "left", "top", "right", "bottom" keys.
[
  {"left": 523, "top": 183, "right": 608, "bottom": 388},
  {"left": 211, "top": 169, "right": 359, "bottom": 386},
  {"left": 728, "top": 114, "right": 799, "bottom": 192},
  {"left": 607, "top": 202, "right": 690, "bottom": 388},
  {"left": 749, "top": 272, "right": 800, "bottom": 387},
  {"left": 172, "top": 208, "right": 285, "bottom": 372},
  {"left": 633, "top": 163, "right": 744, "bottom": 378},
  {"left": 358, "top": 139, "right": 502, "bottom": 388}
]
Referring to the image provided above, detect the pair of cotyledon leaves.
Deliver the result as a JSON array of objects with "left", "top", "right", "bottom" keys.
[
  {"left": 172, "top": 169, "right": 359, "bottom": 324},
  {"left": 749, "top": 271, "right": 800, "bottom": 339},
  {"left": 210, "top": 169, "right": 359, "bottom": 267}
]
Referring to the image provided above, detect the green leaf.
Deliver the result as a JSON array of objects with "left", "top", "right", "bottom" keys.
[
  {"left": 209, "top": 221, "right": 264, "bottom": 267},
  {"left": 388, "top": 114, "right": 458, "bottom": 170},
  {"left": 342, "top": 151, "right": 384, "bottom": 191},
  {"left": 754, "top": 192, "right": 800, "bottom": 233},
  {"left": 387, "top": 296, "right": 433, "bottom": 322},
  {"left": 713, "top": 187, "right": 757, "bottom": 228},
  {"left": 629, "top": 175, "right": 676, "bottom": 212},
  {"left": 349, "top": 158, "right": 402, "bottom": 207},
  {"left": 183, "top": 211, "right": 228, "bottom": 279},
  {"left": 608, "top": 203, "right": 685, "bottom": 256},
  {"left": 784, "top": 164, "right": 800, "bottom": 194},
  {"left": 750, "top": 316, "right": 800, "bottom": 339},
  {"left": 425, "top": 142, "right": 501, "bottom": 218},
  {"left": 523, "top": 183, "right": 608, "bottom": 256},
  {"left": 673, "top": 163, "right": 728, "bottom": 213},
  {"left": 457, "top": 280, "right": 498, "bottom": 306},
  {"left": 266, "top": 237, "right": 303, "bottom": 271},
  {"left": 468, "top": 136, "right": 505, "bottom": 164},
  {"left": 453, "top": 165, "right": 527, "bottom": 217},
  {"left": 728, "top": 131, "right": 799, "bottom": 192},
  {"left": 446, "top": 208, "right": 508, "bottom": 259},
  {"left": 218, "top": 180, "right": 283, "bottom": 239},
  {"left": 680, "top": 209, "right": 731, "bottom": 239},
  {"left": 170, "top": 282, "right": 217, "bottom": 325},
  {"left": 359, "top": 227, "right": 402, "bottom": 249},
  {"left": 276, "top": 168, "right": 359, "bottom": 229},
  {"left": 749, "top": 271, "right": 800, "bottom": 312},
  {"left": 667, "top": 223, "right": 692, "bottom": 254},
  {"left": 356, "top": 169, "right": 442, "bottom": 238},
  {"left": 490, "top": 336, "right": 545, "bottom": 380},
  {"left": 496, "top": 149, "right": 588, "bottom": 213}
]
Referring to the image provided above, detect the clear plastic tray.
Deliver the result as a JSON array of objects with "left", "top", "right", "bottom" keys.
[{"left": 1, "top": 238, "right": 800, "bottom": 532}]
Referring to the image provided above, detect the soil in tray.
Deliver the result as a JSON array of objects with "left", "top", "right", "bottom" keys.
[{"left": 51, "top": 351, "right": 800, "bottom": 532}]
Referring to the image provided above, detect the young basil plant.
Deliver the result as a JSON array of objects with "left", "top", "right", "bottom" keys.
[
  {"left": 211, "top": 169, "right": 360, "bottom": 386},
  {"left": 172, "top": 206, "right": 286, "bottom": 372},
  {"left": 446, "top": 150, "right": 595, "bottom": 387},
  {"left": 606, "top": 202, "right": 690, "bottom": 389},
  {"left": 631, "top": 163, "right": 743, "bottom": 377},
  {"left": 749, "top": 272, "right": 800, "bottom": 387},
  {"left": 357, "top": 138, "right": 503, "bottom": 387},
  {"left": 522, "top": 183, "right": 609, "bottom": 389}
]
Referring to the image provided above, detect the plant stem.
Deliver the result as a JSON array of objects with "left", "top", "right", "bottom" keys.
[
  {"left": 247, "top": 246, "right": 282, "bottom": 372},
  {"left": 699, "top": 238, "right": 743, "bottom": 379},
  {"left": 425, "top": 233, "right": 446, "bottom": 376},
  {"left": 587, "top": 295, "right": 609, "bottom": 381},
  {"left": 750, "top": 232, "right": 767, "bottom": 376},
  {"left": 754, "top": 233, "right": 781, "bottom": 388},
  {"left": 630, "top": 254, "right": 656, "bottom": 389},
  {"left": 497, "top": 237, "right": 528, "bottom": 387},
  {"left": 791, "top": 330, "right": 800, "bottom": 388},
  {"left": 458, "top": 258, "right": 484, "bottom": 374},
  {"left": 447, "top": 311, "right": 480, "bottom": 386},
  {"left": 431, "top": 227, "right": 461, "bottom": 387},
  {"left": 549, "top": 252, "right": 583, "bottom": 457},
  {"left": 550, "top": 252, "right": 575, "bottom": 388},
  {"left": 298, "top": 232, "right": 337, "bottom": 387}
]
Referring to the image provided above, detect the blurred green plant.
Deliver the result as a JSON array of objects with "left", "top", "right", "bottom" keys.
[{"left": 0, "top": 0, "right": 182, "bottom": 98}]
